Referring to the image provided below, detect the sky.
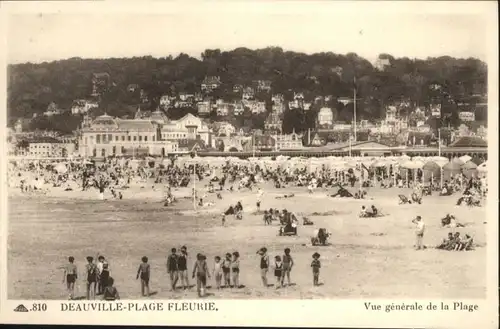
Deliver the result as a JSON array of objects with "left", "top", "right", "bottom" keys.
[{"left": 3, "top": 2, "right": 495, "bottom": 64}]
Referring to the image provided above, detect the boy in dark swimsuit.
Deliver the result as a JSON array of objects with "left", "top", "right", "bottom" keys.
[
  {"left": 97, "top": 255, "right": 110, "bottom": 294},
  {"left": 166, "top": 248, "right": 179, "bottom": 291},
  {"left": 136, "top": 256, "right": 150, "bottom": 297},
  {"left": 274, "top": 255, "right": 283, "bottom": 288},
  {"left": 311, "top": 252, "right": 321, "bottom": 286},
  {"left": 257, "top": 247, "right": 269, "bottom": 287},
  {"left": 178, "top": 246, "right": 190, "bottom": 290},
  {"left": 85, "top": 256, "right": 98, "bottom": 300}
]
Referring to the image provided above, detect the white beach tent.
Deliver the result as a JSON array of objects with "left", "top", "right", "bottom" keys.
[
  {"left": 54, "top": 162, "right": 68, "bottom": 174},
  {"left": 459, "top": 155, "right": 472, "bottom": 163}
]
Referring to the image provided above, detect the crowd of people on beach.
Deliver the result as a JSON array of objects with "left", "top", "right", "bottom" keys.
[
  {"left": 8, "top": 155, "right": 486, "bottom": 299},
  {"left": 8, "top": 156, "right": 487, "bottom": 208}
]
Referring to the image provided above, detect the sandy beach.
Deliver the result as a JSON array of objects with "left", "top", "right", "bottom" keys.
[{"left": 7, "top": 180, "right": 486, "bottom": 300}]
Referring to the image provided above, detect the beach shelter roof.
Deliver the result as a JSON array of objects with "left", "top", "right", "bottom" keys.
[
  {"left": 443, "top": 161, "right": 462, "bottom": 171},
  {"left": 423, "top": 161, "right": 441, "bottom": 171},
  {"left": 462, "top": 161, "right": 478, "bottom": 170},
  {"left": 470, "top": 157, "right": 483, "bottom": 166}
]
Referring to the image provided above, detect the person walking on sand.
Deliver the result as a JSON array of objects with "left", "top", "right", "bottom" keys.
[
  {"left": 412, "top": 215, "right": 426, "bottom": 250},
  {"left": 136, "top": 256, "right": 150, "bottom": 297},
  {"left": 62, "top": 256, "right": 78, "bottom": 300},
  {"left": 258, "top": 247, "right": 269, "bottom": 287},
  {"left": 166, "top": 248, "right": 179, "bottom": 291}
]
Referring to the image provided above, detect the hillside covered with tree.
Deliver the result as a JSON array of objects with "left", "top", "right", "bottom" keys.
[{"left": 7, "top": 47, "right": 487, "bottom": 134}]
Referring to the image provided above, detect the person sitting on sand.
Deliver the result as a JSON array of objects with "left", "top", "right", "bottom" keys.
[
  {"left": 359, "top": 206, "right": 367, "bottom": 218},
  {"left": 457, "top": 234, "right": 474, "bottom": 251},
  {"left": 102, "top": 277, "right": 120, "bottom": 301},
  {"left": 447, "top": 232, "right": 461, "bottom": 251},
  {"left": 370, "top": 205, "right": 378, "bottom": 217},
  {"left": 437, "top": 232, "right": 454, "bottom": 250},
  {"left": 440, "top": 184, "right": 451, "bottom": 196}
]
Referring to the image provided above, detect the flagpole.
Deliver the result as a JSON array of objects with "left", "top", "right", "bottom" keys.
[
  {"left": 349, "top": 133, "right": 352, "bottom": 157},
  {"left": 438, "top": 128, "right": 441, "bottom": 157},
  {"left": 193, "top": 151, "right": 197, "bottom": 210},
  {"left": 353, "top": 76, "right": 357, "bottom": 142},
  {"left": 253, "top": 132, "right": 256, "bottom": 158}
]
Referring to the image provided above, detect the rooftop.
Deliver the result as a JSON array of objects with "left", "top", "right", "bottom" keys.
[{"left": 449, "top": 136, "right": 487, "bottom": 148}]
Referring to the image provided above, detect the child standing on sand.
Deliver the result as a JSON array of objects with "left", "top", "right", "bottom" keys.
[
  {"left": 281, "top": 248, "right": 294, "bottom": 287},
  {"left": 136, "top": 256, "right": 150, "bottom": 297},
  {"left": 274, "top": 255, "right": 283, "bottom": 288},
  {"left": 178, "top": 246, "right": 190, "bottom": 290},
  {"left": 85, "top": 256, "right": 98, "bottom": 300},
  {"left": 192, "top": 254, "right": 210, "bottom": 297},
  {"left": 311, "top": 252, "right": 321, "bottom": 286},
  {"left": 231, "top": 252, "right": 240, "bottom": 288},
  {"left": 213, "top": 256, "right": 223, "bottom": 289},
  {"left": 222, "top": 253, "right": 232, "bottom": 288},
  {"left": 63, "top": 256, "right": 78, "bottom": 300}
]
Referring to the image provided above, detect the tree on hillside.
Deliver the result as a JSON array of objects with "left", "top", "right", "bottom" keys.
[{"left": 7, "top": 48, "right": 487, "bottom": 131}]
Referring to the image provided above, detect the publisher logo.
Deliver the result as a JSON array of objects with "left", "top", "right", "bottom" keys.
[{"left": 14, "top": 304, "right": 29, "bottom": 312}]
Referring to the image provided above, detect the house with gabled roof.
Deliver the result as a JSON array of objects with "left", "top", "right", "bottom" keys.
[{"left": 201, "top": 76, "right": 221, "bottom": 92}]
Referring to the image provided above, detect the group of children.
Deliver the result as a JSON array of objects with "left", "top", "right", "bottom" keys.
[
  {"left": 257, "top": 247, "right": 322, "bottom": 288},
  {"left": 62, "top": 246, "right": 324, "bottom": 299},
  {"left": 61, "top": 254, "right": 119, "bottom": 300}
]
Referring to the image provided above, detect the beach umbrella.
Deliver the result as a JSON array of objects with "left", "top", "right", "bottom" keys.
[
  {"left": 54, "top": 163, "right": 67, "bottom": 174},
  {"left": 431, "top": 156, "right": 449, "bottom": 167},
  {"left": 451, "top": 157, "right": 464, "bottom": 166},
  {"left": 371, "top": 160, "right": 387, "bottom": 168}
]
